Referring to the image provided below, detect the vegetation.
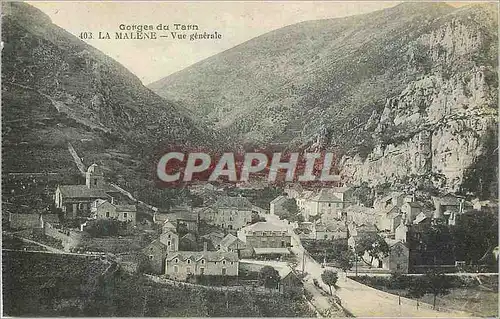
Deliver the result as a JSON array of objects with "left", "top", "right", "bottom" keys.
[
  {"left": 85, "top": 219, "right": 133, "bottom": 237},
  {"left": 3, "top": 250, "right": 314, "bottom": 317},
  {"left": 276, "top": 199, "right": 304, "bottom": 222},
  {"left": 302, "top": 238, "right": 350, "bottom": 264},
  {"left": 355, "top": 233, "right": 390, "bottom": 266},
  {"left": 258, "top": 266, "right": 280, "bottom": 289},
  {"left": 321, "top": 270, "right": 338, "bottom": 295}
]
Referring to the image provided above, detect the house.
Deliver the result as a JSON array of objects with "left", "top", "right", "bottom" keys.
[
  {"left": 200, "top": 231, "right": 225, "bottom": 250},
  {"left": 180, "top": 233, "right": 198, "bottom": 251},
  {"left": 347, "top": 222, "right": 378, "bottom": 249},
  {"left": 364, "top": 239, "right": 409, "bottom": 273},
  {"left": 400, "top": 201, "right": 422, "bottom": 224},
  {"left": 284, "top": 183, "right": 304, "bottom": 199},
  {"left": 219, "top": 233, "right": 252, "bottom": 258},
  {"left": 237, "top": 221, "right": 292, "bottom": 251},
  {"left": 377, "top": 206, "right": 403, "bottom": 233},
  {"left": 432, "top": 195, "right": 471, "bottom": 226},
  {"left": 315, "top": 220, "right": 348, "bottom": 240},
  {"left": 91, "top": 199, "right": 137, "bottom": 225},
  {"left": 394, "top": 222, "right": 408, "bottom": 242},
  {"left": 204, "top": 196, "right": 253, "bottom": 231},
  {"left": 55, "top": 164, "right": 121, "bottom": 218},
  {"left": 159, "top": 224, "right": 179, "bottom": 252},
  {"left": 270, "top": 195, "right": 288, "bottom": 216},
  {"left": 277, "top": 267, "right": 303, "bottom": 294},
  {"left": 155, "top": 210, "right": 200, "bottom": 233},
  {"left": 373, "top": 192, "right": 406, "bottom": 211},
  {"left": 165, "top": 250, "right": 239, "bottom": 280},
  {"left": 142, "top": 240, "right": 169, "bottom": 274},
  {"left": 294, "top": 187, "right": 353, "bottom": 221},
  {"left": 412, "top": 210, "right": 433, "bottom": 225}
]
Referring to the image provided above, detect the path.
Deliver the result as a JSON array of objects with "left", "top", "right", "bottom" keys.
[
  {"left": 67, "top": 142, "right": 86, "bottom": 176},
  {"left": 265, "top": 214, "right": 474, "bottom": 317}
]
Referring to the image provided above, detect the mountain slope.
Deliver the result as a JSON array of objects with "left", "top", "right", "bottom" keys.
[
  {"left": 149, "top": 2, "right": 498, "bottom": 194},
  {"left": 1, "top": 2, "right": 220, "bottom": 209}
]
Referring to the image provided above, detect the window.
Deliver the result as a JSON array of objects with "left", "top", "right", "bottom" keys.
[
  {"left": 94, "top": 179, "right": 97, "bottom": 186},
  {"left": 174, "top": 258, "right": 179, "bottom": 263},
  {"left": 167, "top": 241, "right": 171, "bottom": 246},
  {"left": 168, "top": 234, "right": 171, "bottom": 239},
  {"left": 396, "top": 264, "right": 401, "bottom": 270},
  {"left": 230, "top": 262, "right": 234, "bottom": 265},
  {"left": 222, "top": 260, "right": 226, "bottom": 265},
  {"left": 106, "top": 212, "right": 110, "bottom": 218},
  {"left": 187, "top": 259, "right": 191, "bottom": 264},
  {"left": 328, "top": 203, "right": 331, "bottom": 207},
  {"left": 123, "top": 212, "right": 128, "bottom": 218},
  {"left": 173, "top": 265, "right": 178, "bottom": 273},
  {"left": 201, "top": 259, "right": 205, "bottom": 264},
  {"left": 222, "top": 268, "right": 227, "bottom": 276},
  {"left": 149, "top": 255, "right": 154, "bottom": 260}
]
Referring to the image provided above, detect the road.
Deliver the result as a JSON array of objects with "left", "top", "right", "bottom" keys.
[{"left": 266, "top": 214, "right": 473, "bottom": 317}]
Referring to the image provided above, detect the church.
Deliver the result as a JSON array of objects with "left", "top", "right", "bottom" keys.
[{"left": 54, "top": 164, "right": 121, "bottom": 219}]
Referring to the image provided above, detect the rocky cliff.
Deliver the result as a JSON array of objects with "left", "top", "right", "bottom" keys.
[
  {"left": 150, "top": 3, "right": 498, "bottom": 196},
  {"left": 340, "top": 4, "right": 498, "bottom": 195}
]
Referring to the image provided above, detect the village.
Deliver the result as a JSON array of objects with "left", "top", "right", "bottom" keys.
[{"left": 4, "top": 162, "right": 498, "bottom": 317}]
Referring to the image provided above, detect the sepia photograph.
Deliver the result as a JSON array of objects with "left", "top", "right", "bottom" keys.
[{"left": 1, "top": 1, "right": 498, "bottom": 317}]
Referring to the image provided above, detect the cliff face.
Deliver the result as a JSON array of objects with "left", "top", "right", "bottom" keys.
[
  {"left": 340, "top": 5, "right": 498, "bottom": 194},
  {"left": 149, "top": 3, "right": 498, "bottom": 196}
]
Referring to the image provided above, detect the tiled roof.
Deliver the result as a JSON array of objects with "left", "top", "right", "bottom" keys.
[
  {"left": 435, "top": 195, "right": 462, "bottom": 206},
  {"left": 116, "top": 205, "right": 137, "bottom": 212},
  {"left": 316, "top": 222, "right": 347, "bottom": 232},
  {"left": 243, "top": 221, "right": 289, "bottom": 232},
  {"left": 406, "top": 202, "right": 422, "bottom": 208},
  {"left": 58, "top": 185, "right": 110, "bottom": 199},
  {"left": 201, "top": 232, "right": 225, "bottom": 246},
  {"left": 214, "top": 196, "right": 252, "bottom": 209},
  {"left": 311, "top": 189, "right": 341, "bottom": 202},
  {"left": 219, "top": 234, "right": 246, "bottom": 248},
  {"left": 166, "top": 251, "right": 238, "bottom": 262},
  {"left": 253, "top": 248, "right": 290, "bottom": 255},
  {"left": 270, "top": 195, "right": 288, "bottom": 205}
]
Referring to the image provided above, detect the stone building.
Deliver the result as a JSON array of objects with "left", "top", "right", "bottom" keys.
[
  {"left": 142, "top": 240, "right": 169, "bottom": 274},
  {"left": 54, "top": 164, "right": 120, "bottom": 218},
  {"left": 165, "top": 250, "right": 239, "bottom": 280},
  {"left": 91, "top": 199, "right": 137, "bottom": 225},
  {"left": 203, "top": 196, "right": 253, "bottom": 231},
  {"left": 238, "top": 221, "right": 292, "bottom": 249}
]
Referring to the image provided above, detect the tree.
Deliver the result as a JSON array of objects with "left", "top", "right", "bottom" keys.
[
  {"left": 451, "top": 209, "right": 498, "bottom": 269},
  {"left": 423, "top": 270, "right": 452, "bottom": 309},
  {"left": 258, "top": 266, "right": 280, "bottom": 289},
  {"left": 355, "top": 233, "right": 390, "bottom": 267},
  {"left": 277, "top": 199, "right": 304, "bottom": 223},
  {"left": 337, "top": 250, "right": 354, "bottom": 273},
  {"left": 321, "top": 270, "right": 338, "bottom": 295}
]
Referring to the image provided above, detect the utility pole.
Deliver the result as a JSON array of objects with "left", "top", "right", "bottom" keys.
[
  {"left": 355, "top": 247, "right": 358, "bottom": 277},
  {"left": 302, "top": 250, "right": 306, "bottom": 275}
]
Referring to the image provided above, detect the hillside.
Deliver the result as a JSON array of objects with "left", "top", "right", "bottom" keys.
[
  {"left": 1, "top": 2, "right": 222, "bottom": 209},
  {"left": 2, "top": 251, "right": 314, "bottom": 317},
  {"left": 149, "top": 2, "right": 498, "bottom": 194}
]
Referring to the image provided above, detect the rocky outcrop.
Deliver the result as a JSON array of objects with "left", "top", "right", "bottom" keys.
[{"left": 340, "top": 10, "right": 498, "bottom": 193}]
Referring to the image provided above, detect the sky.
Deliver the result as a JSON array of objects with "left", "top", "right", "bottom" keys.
[{"left": 29, "top": 1, "right": 474, "bottom": 85}]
